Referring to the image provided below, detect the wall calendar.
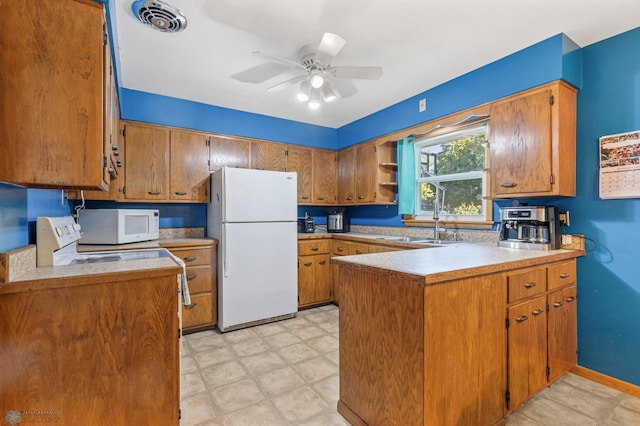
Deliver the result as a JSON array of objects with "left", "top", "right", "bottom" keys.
[{"left": 599, "top": 129, "right": 640, "bottom": 199}]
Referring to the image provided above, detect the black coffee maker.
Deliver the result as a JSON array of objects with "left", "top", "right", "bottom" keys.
[
  {"left": 498, "top": 206, "right": 560, "bottom": 250},
  {"left": 297, "top": 212, "right": 315, "bottom": 233}
]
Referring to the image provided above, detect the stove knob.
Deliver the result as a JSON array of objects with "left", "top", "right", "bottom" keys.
[
  {"left": 55, "top": 226, "right": 64, "bottom": 237},
  {"left": 73, "top": 223, "right": 81, "bottom": 232}
]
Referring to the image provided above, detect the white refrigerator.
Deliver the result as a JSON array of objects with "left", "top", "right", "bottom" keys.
[{"left": 207, "top": 167, "right": 298, "bottom": 332}]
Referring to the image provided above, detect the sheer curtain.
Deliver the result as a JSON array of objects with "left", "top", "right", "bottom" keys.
[{"left": 397, "top": 136, "right": 415, "bottom": 215}]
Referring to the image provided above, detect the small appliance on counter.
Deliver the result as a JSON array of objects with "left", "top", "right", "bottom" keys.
[
  {"left": 298, "top": 212, "right": 315, "bottom": 233},
  {"left": 327, "top": 208, "right": 350, "bottom": 233},
  {"left": 498, "top": 206, "right": 560, "bottom": 250},
  {"left": 77, "top": 208, "right": 159, "bottom": 245}
]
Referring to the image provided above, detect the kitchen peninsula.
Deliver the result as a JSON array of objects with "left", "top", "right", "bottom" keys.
[{"left": 332, "top": 243, "right": 584, "bottom": 425}]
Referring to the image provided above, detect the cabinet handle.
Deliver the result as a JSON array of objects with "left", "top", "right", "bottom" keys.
[
  {"left": 532, "top": 308, "right": 544, "bottom": 316},
  {"left": 183, "top": 256, "right": 196, "bottom": 262},
  {"left": 148, "top": 191, "right": 161, "bottom": 195},
  {"left": 500, "top": 183, "right": 517, "bottom": 188},
  {"left": 175, "top": 191, "right": 187, "bottom": 195},
  {"left": 346, "top": 196, "right": 353, "bottom": 200},
  {"left": 355, "top": 250, "right": 363, "bottom": 254},
  {"left": 108, "top": 167, "right": 116, "bottom": 174},
  {"left": 553, "top": 301, "right": 563, "bottom": 308},
  {"left": 301, "top": 196, "right": 310, "bottom": 200},
  {"left": 318, "top": 260, "right": 326, "bottom": 265},
  {"left": 112, "top": 145, "right": 119, "bottom": 151},
  {"left": 565, "top": 296, "right": 576, "bottom": 303},
  {"left": 357, "top": 195, "right": 365, "bottom": 199},
  {"left": 337, "top": 247, "right": 344, "bottom": 252},
  {"left": 304, "top": 262, "right": 312, "bottom": 266},
  {"left": 524, "top": 282, "right": 537, "bottom": 289},
  {"left": 515, "top": 315, "right": 528, "bottom": 323},
  {"left": 116, "top": 160, "right": 122, "bottom": 167},
  {"left": 187, "top": 274, "right": 197, "bottom": 280},
  {"left": 317, "top": 197, "right": 325, "bottom": 201},
  {"left": 559, "top": 273, "right": 570, "bottom": 279},
  {"left": 311, "top": 246, "right": 319, "bottom": 251}
]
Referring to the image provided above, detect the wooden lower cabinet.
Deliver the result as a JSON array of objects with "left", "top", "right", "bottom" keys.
[
  {"left": 161, "top": 241, "right": 217, "bottom": 333},
  {"left": 0, "top": 267, "right": 181, "bottom": 425},
  {"left": 298, "top": 239, "right": 332, "bottom": 308}
]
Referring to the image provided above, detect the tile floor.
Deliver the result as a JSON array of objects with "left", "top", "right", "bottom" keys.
[{"left": 180, "top": 305, "right": 640, "bottom": 425}]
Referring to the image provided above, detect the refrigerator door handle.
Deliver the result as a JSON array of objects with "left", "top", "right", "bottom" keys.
[{"left": 223, "top": 225, "right": 230, "bottom": 278}]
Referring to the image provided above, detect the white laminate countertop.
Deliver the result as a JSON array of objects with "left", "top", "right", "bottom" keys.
[{"left": 331, "top": 242, "right": 584, "bottom": 284}]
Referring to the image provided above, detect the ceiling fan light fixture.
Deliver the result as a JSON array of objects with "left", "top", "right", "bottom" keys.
[
  {"left": 309, "top": 71, "right": 324, "bottom": 89},
  {"left": 296, "top": 80, "right": 311, "bottom": 102},
  {"left": 321, "top": 83, "right": 338, "bottom": 102},
  {"left": 308, "top": 90, "right": 322, "bottom": 109}
]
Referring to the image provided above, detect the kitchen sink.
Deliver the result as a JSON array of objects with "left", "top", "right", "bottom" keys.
[
  {"left": 376, "top": 236, "right": 414, "bottom": 242},
  {"left": 410, "top": 239, "right": 459, "bottom": 245},
  {"left": 376, "top": 236, "right": 460, "bottom": 245}
]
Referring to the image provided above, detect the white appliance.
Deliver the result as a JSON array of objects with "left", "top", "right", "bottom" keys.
[
  {"left": 207, "top": 167, "right": 298, "bottom": 332},
  {"left": 77, "top": 209, "right": 159, "bottom": 245}
]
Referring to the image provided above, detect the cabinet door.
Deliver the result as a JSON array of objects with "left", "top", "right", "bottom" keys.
[
  {"left": 490, "top": 89, "right": 553, "bottom": 197},
  {"left": 548, "top": 285, "right": 577, "bottom": 382},
  {"left": 209, "top": 135, "right": 251, "bottom": 171},
  {"left": 286, "top": 146, "right": 313, "bottom": 203},
  {"left": 355, "top": 142, "right": 377, "bottom": 203},
  {"left": 123, "top": 124, "right": 170, "bottom": 200},
  {"left": 170, "top": 130, "right": 210, "bottom": 202},
  {"left": 298, "top": 256, "right": 316, "bottom": 307},
  {"left": 337, "top": 148, "right": 356, "bottom": 204},
  {"left": 507, "top": 295, "right": 547, "bottom": 409},
  {"left": 313, "top": 149, "right": 337, "bottom": 204},
  {"left": 251, "top": 141, "right": 286, "bottom": 171},
  {"left": 0, "top": 0, "right": 106, "bottom": 189}
]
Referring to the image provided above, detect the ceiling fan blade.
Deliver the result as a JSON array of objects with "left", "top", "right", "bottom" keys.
[
  {"left": 315, "top": 32, "right": 346, "bottom": 65},
  {"left": 330, "top": 78, "right": 358, "bottom": 99},
  {"left": 231, "top": 62, "right": 291, "bottom": 83},
  {"left": 329, "top": 66, "right": 383, "bottom": 80},
  {"left": 252, "top": 51, "right": 304, "bottom": 70},
  {"left": 267, "top": 75, "right": 307, "bottom": 92}
]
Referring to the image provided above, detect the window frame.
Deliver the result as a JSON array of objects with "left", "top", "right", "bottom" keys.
[{"left": 410, "top": 121, "right": 492, "bottom": 226}]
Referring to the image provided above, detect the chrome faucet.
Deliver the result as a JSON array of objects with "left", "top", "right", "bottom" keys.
[{"left": 432, "top": 184, "right": 447, "bottom": 241}]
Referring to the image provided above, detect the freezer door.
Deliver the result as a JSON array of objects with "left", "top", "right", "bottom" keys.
[
  {"left": 221, "top": 167, "right": 297, "bottom": 223},
  {"left": 218, "top": 221, "right": 297, "bottom": 330}
]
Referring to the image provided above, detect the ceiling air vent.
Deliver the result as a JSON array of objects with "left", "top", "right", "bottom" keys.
[{"left": 131, "top": 0, "right": 187, "bottom": 33}]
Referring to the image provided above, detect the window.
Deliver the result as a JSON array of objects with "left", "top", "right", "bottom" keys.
[{"left": 414, "top": 122, "right": 489, "bottom": 222}]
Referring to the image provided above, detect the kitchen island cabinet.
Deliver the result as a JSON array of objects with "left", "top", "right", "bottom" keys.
[
  {"left": 332, "top": 243, "right": 583, "bottom": 425},
  {"left": 0, "top": 256, "right": 182, "bottom": 425}
]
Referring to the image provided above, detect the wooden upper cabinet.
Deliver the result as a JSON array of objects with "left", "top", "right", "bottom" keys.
[
  {"left": 209, "top": 135, "right": 251, "bottom": 171},
  {"left": 337, "top": 148, "right": 356, "bottom": 204},
  {"left": 312, "top": 150, "right": 337, "bottom": 204},
  {"left": 355, "top": 142, "right": 377, "bottom": 203},
  {"left": 0, "top": 0, "right": 107, "bottom": 189},
  {"left": 170, "top": 131, "right": 210, "bottom": 202},
  {"left": 123, "top": 124, "right": 170, "bottom": 201},
  {"left": 251, "top": 141, "right": 287, "bottom": 171},
  {"left": 286, "top": 146, "right": 313, "bottom": 203},
  {"left": 490, "top": 81, "right": 577, "bottom": 198}
]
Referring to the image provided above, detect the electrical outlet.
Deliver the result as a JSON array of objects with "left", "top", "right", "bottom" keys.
[
  {"left": 419, "top": 98, "right": 426, "bottom": 112},
  {"left": 559, "top": 210, "right": 570, "bottom": 226},
  {"left": 61, "top": 190, "right": 68, "bottom": 206}
]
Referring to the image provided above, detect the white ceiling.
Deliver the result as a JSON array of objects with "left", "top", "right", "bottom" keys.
[{"left": 114, "top": 0, "right": 640, "bottom": 129}]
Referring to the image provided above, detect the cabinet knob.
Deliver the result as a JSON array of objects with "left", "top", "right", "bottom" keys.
[
  {"left": 355, "top": 250, "right": 363, "bottom": 254},
  {"left": 553, "top": 301, "right": 563, "bottom": 308},
  {"left": 304, "top": 262, "right": 312, "bottom": 266},
  {"left": 337, "top": 247, "right": 344, "bottom": 252},
  {"left": 559, "top": 273, "right": 570, "bottom": 279},
  {"left": 346, "top": 196, "right": 353, "bottom": 200},
  {"left": 565, "top": 296, "right": 576, "bottom": 303},
  {"left": 318, "top": 260, "right": 326, "bottom": 265},
  {"left": 532, "top": 308, "right": 544, "bottom": 316},
  {"left": 515, "top": 315, "right": 528, "bottom": 323},
  {"left": 183, "top": 256, "right": 196, "bottom": 262},
  {"left": 317, "top": 197, "right": 325, "bottom": 201},
  {"left": 175, "top": 191, "right": 188, "bottom": 195},
  {"left": 148, "top": 191, "right": 161, "bottom": 195},
  {"left": 302, "top": 196, "right": 310, "bottom": 200},
  {"left": 500, "top": 183, "right": 517, "bottom": 188},
  {"left": 311, "top": 246, "right": 319, "bottom": 251},
  {"left": 524, "top": 282, "right": 537, "bottom": 289},
  {"left": 358, "top": 195, "right": 365, "bottom": 199}
]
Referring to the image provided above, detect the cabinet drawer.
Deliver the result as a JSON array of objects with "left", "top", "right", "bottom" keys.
[
  {"left": 182, "top": 293, "right": 213, "bottom": 329},
  {"left": 170, "top": 247, "right": 212, "bottom": 266},
  {"left": 298, "top": 239, "right": 330, "bottom": 255},
  {"left": 332, "top": 241, "right": 349, "bottom": 255},
  {"left": 349, "top": 243, "right": 369, "bottom": 255},
  {"left": 185, "top": 265, "right": 212, "bottom": 294},
  {"left": 547, "top": 260, "right": 576, "bottom": 290},
  {"left": 508, "top": 267, "right": 546, "bottom": 303}
]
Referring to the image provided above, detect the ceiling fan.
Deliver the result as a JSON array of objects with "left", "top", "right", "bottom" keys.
[{"left": 232, "top": 33, "right": 383, "bottom": 109}]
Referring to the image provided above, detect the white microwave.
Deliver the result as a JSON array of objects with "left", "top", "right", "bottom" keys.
[{"left": 77, "top": 209, "right": 160, "bottom": 245}]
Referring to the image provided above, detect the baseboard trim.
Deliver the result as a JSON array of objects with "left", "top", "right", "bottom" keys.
[{"left": 572, "top": 365, "right": 640, "bottom": 398}]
